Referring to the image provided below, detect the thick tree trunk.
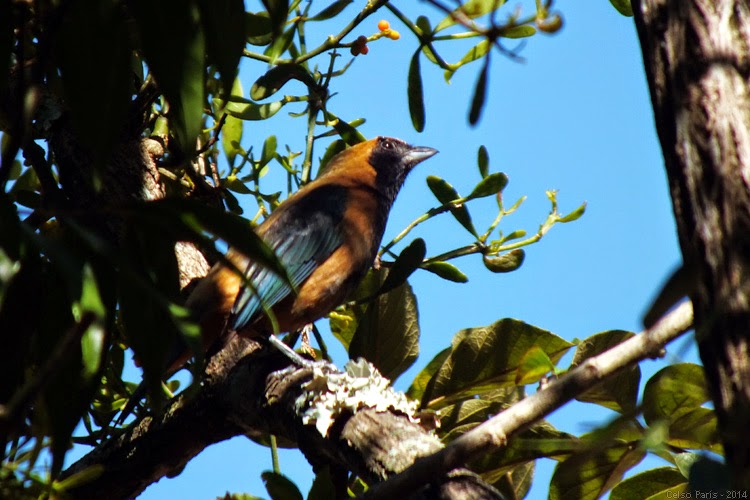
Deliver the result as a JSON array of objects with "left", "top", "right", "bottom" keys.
[{"left": 632, "top": 0, "right": 750, "bottom": 487}]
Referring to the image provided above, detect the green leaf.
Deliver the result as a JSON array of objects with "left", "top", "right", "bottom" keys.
[
  {"left": 435, "top": 0, "right": 506, "bottom": 32},
  {"left": 77, "top": 265, "right": 106, "bottom": 380},
  {"left": 444, "top": 40, "right": 490, "bottom": 83},
  {"left": 251, "top": 64, "right": 312, "bottom": 100},
  {"left": 55, "top": 0, "right": 132, "bottom": 166},
  {"left": 326, "top": 112, "right": 366, "bottom": 145},
  {"left": 419, "top": 319, "right": 574, "bottom": 408},
  {"left": 408, "top": 50, "right": 425, "bottom": 132},
  {"left": 264, "top": 22, "right": 297, "bottom": 62},
  {"left": 262, "top": 471, "right": 303, "bottom": 500},
  {"left": 317, "top": 140, "right": 346, "bottom": 176},
  {"left": 572, "top": 330, "right": 640, "bottom": 413},
  {"left": 469, "top": 57, "right": 489, "bottom": 125},
  {"left": 349, "top": 270, "right": 420, "bottom": 382},
  {"left": 406, "top": 347, "right": 450, "bottom": 401},
  {"left": 222, "top": 115, "right": 244, "bottom": 166},
  {"left": 502, "top": 25, "right": 537, "bottom": 39},
  {"left": 309, "top": 0, "right": 352, "bottom": 21},
  {"left": 609, "top": 0, "right": 634, "bottom": 17},
  {"left": 558, "top": 202, "right": 587, "bottom": 222},
  {"left": 642, "top": 363, "right": 721, "bottom": 452},
  {"left": 377, "top": 238, "right": 426, "bottom": 296},
  {"left": 515, "top": 345, "right": 555, "bottom": 385},
  {"left": 133, "top": 0, "right": 205, "bottom": 152},
  {"left": 261, "top": 135, "right": 278, "bottom": 167},
  {"left": 477, "top": 145, "right": 489, "bottom": 178},
  {"left": 199, "top": 0, "right": 245, "bottom": 96},
  {"left": 549, "top": 444, "right": 646, "bottom": 500},
  {"left": 422, "top": 261, "right": 468, "bottom": 283},
  {"left": 222, "top": 176, "right": 253, "bottom": 194},
  {"left": 426, "top": 175, "right": 477, "bottom": 236},
  {"left": 483, "top": 249, "right": 524, "bottom": 273},
  {"left": 329, "top": 305, "right": 358, "bottom": 352},
  {"left": 217, "top": 95, "right": 285, "bottom": 120},
  {"left": 610, "top": 467, "right": 686, "bottom": 500},
  {"left": 493, "top": 461, "right": 534, "bottom": 500},
  {"left": 467, "top": 172, "right": 508, "bottom": 200}
]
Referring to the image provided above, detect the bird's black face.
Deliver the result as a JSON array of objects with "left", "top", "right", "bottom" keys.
[{"left": 369, "top": 137, "right": 438, "bottom": 201}]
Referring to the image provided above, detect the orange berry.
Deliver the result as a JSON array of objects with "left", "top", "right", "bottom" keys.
[
  {"left": 378, "top": 20, "right": 390, "bottom": 31},
  {"left": 388, "top": 30, "right": 400, "bottom": 40}
]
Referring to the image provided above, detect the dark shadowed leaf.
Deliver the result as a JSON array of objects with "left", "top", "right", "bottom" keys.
[
  {"left": 470, "top": 421, "right": 576, "bottom": 493},
  {"left": 477, "top": 145, "right": 489, "bottom": 178},
  {"left": 549, "top": 444, "right": 645, "bottom": 500},
  {"left": 426, "top": 175, "right": 477, "bottom": 236},
  {"left": 250, "top": 64, "right": 312, "bottom": 100},
  {"left": 349, "top": 270, "right": 420, "bottom": 382},
  {"left": 483, "top": 249, "right": 524, "bottom": 273},
  {"left": 610, "top": 467, "right": 687, "bottom": 500},
  {"left": 469, "top": 58, "right": 489, "bottom": 125},
  {"left": 262, "top": 470, "right": 303, "bottom": 500},
  {"left": 264, "top": 23, "right": 297, "bottom": 62},
  {"left": 309, "top": 0, "right": 352, "bottom": 21},
  {"left": 307, "top": 466, "right": 335, "bottom": 500},
  {"left": 200, "top": 0, "right": 245, "bottom": 96},
  {"left": 422, "top": 261, "right": 468, "bottom": 283},
  {"left": 246, "top": 11, "right": 273, "bottom": 45},
  {"left": 572, "top": 330, "right": 640, "bottom": 414},
  {"left": 377, "top": 238, "right": 426, "bottom": 296},
  {"left": 55, "top": 0, "right": 132, "bottom": 167},
  {"left": 0, "top": 0, "right": 11, "bottom": 92},
  {"left": 408, "top": 50, "right": 425, "bottom": 132},
  {"left": 420, "top": 319, "right": 573, "bottom": 408},
  {"left": 132, "top": 0, "right": 205, "bottom": 152}
]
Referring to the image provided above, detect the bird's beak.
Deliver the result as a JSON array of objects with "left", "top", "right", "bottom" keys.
[{"left": 404, "top": 145, "right": 438, "bottom": 168}]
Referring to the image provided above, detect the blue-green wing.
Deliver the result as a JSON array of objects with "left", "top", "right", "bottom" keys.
[{"left": 229, "top": 185, "right": 346, "bottom": 332}]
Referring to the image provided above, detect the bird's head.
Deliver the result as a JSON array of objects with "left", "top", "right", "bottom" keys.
[
  {"left": 367, "top": 136, "right": 438, "bottom": 203},
  {"left": 321, "top": 136, "right": 437, "bottom": 200}
]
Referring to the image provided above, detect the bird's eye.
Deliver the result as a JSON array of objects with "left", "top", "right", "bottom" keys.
[{"left": 383, "top": 140, "right": 393, "bottom": 150}]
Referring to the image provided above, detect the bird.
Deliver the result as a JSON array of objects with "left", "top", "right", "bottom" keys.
[{"left": 119, "top": 136, "right": 437, "bottom": 421}]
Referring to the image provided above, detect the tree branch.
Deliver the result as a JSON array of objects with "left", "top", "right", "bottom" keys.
[{"left": 365, "top": 301, "right": 694, "bottom": 499}]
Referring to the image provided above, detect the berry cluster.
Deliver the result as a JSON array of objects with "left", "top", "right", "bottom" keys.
[{"left": 350, "top": 20, "right": 401, "bottom": 56}]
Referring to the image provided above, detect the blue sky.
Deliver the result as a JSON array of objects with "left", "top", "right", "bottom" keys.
[{"left": 107, "top": 1, "right": 693, "bottom": 498}]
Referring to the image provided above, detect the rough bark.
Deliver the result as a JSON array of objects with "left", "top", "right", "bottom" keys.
[
  {"left": 62, "top": 338, "right": 499, "bottom": 499},
  {"left": 633, "top": 0, "right": 750, "bottom": 487}
]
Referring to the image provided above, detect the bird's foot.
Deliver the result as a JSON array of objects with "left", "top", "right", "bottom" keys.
[{"left": 267, "top": 334, "right": 317, "bottom": 368}]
